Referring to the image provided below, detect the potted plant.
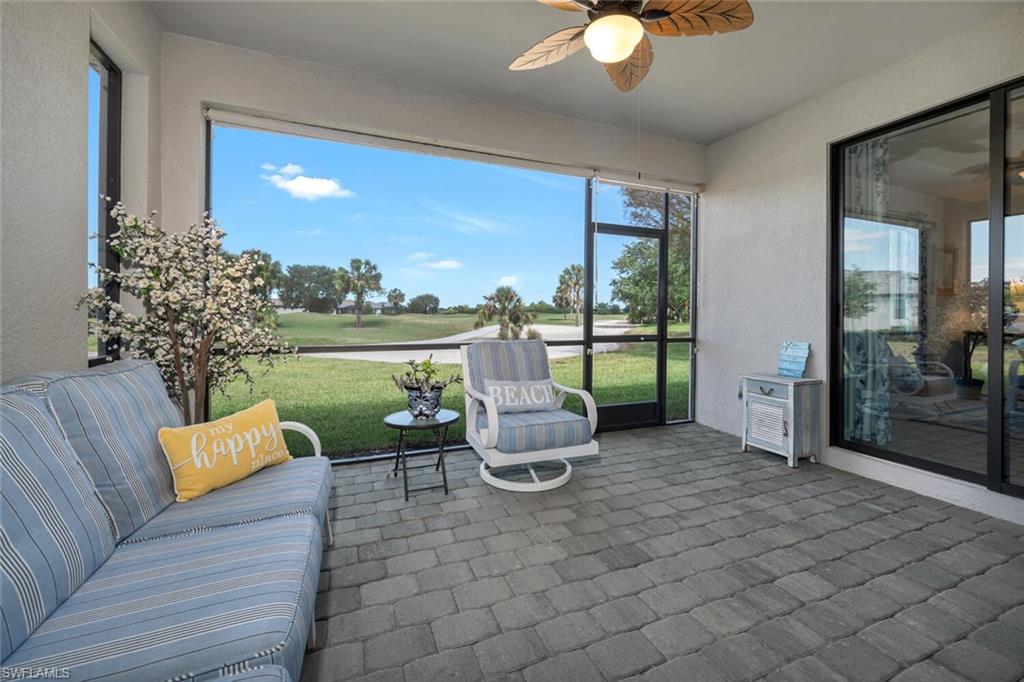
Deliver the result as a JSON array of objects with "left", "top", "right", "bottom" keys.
[{"left": 392, "top": 355, "right": 461, "bottom": 419}]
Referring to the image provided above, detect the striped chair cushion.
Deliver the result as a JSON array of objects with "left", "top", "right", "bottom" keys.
[
  {"left": 36, "top": 360, "right": 181, "bottom": 541},
  {"left": 0, "top": 391, "right": 115, "bottom": 659},
  {"left": 477, "top": 408, "right": 591, "bottom": 454},
  {"left": 466, "top": 340, "right": 552, "bottom": 392},
  {"left": 125, "top": 456, "right": 331, "bottom": 543},
  {"left": 3, "top": 515, "right": 321, "bottom": 682}
]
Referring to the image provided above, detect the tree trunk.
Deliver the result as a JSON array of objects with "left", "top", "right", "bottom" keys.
[
  {"left": 165, "top": 307, "right": 192, "bottom": 425},
  {"left": 191, "top": 333, "right": 214, "bottom": 425}
]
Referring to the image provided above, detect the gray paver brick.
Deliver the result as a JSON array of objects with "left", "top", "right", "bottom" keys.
[
  {"left": 432, "top": 608, "right": 501, "bottom": 650},
  {"left": 361, "top": 575, "right": 419, "bottom": 606},
  {"left": 453, "top": 577, "right": 512, "bottom": 610},
  {"left": 404, "top": 646, "right": 483, "bottom": 682},
  {"left": 934, "top": 639, "right": 1024, "bottom": 682},
  {"left": 586, "top": 631, "right": 665, "bottom": 679},
  {"left": 890, "top": 660, "right": 970, "bottom": 682},
  {"left": 699, "top": 633, "right": 784, "bottom": 682},
  {"left": 638, "top": 582, "right": 704, "bottom": 616},
  {"left": 522, "top": 650, "right": 602, "bottom": 682},
  {"left": 545, "top": 581, "right": 608, "bottom": 613},
  {"left": 492, "top": 593, "right": 559, "bottom": 630},
  {"left": 474, "top": 629, "right": 548, "bottom": 676},
  {"left": 642, "top": 654, "right": 727, "bottom": 682},
  {"left": 363, "top": 624, "right": 436, "bottom": 672},
  {"left": 691, "top": 597, "right": 760, "bottom": 636},
  {"left": 506, "top": 565, "right": 564, "bottom": 595},
  {"left": 535, "top": 611, "right": 605, "bottom": 654},
  {"left": 641, "top": 613, "right": 715, "bottom": 658},
  {"left": 594, "top": 567, "right": 655, "bottom": 598},
  {"left": 394, "top": 589, "right": 456, "bottom": 626},
  {"left": 591, "top": 595, "right": 659, "bottom": 633},
  {"left": 817, "top": 636, "right": 900, "bottom": 682},
  {"left": 748, "top": 614, "right": 826, "bottom": 659},
  {"left": 895, "top": 602, "right": 973, "bottom": 644},
  {"left": 858, "top": 619, "right": 938, "bottom": 665}
]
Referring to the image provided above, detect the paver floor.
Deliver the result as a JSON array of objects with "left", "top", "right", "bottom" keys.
[{"left": 302, "top": 424, "right": 1024, "bottom": 682}]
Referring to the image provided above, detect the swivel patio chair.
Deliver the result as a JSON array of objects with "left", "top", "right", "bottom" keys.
[{"left": 461, "top": 340, "right": 598, "bottom": 492}]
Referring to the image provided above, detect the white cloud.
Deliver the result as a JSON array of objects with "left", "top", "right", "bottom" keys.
[
  {"left": 279, "top": 163, "right": 303, "bottom": 177},
  {"left": 408, "top": 251, "right": 435, "bottom": 261},
  {"left": 262, "top": 173, "right": 356, "bottom": 201},
  {"left": 497, "top": 275, "right": 521, "bottom": 286},
  {"left": 419, "top": 259, "right": 463, "bottom": 270},
  {"left": 293, "top": 228, "right": 326, "bottom": 237},
  {"left": 260, "top": 162, "right": 277, "bottom": 171}
]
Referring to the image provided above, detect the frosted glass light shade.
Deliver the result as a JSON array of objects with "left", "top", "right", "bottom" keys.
[{"left": 583, "top": 14, "right": 644, "bottom": 64}]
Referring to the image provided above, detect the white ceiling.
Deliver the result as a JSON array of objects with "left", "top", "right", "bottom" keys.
[{"left": 149, "top": 0, "right": 1011, "bottom": 144}]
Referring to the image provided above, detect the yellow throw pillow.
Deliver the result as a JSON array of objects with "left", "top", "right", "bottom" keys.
[{"left": 158, "top": 399, "right": 292, "bottom": 502}]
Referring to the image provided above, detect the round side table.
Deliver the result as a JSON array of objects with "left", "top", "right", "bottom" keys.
[{"left": 384, "top": 409, "right": 459, "bottom": 501}]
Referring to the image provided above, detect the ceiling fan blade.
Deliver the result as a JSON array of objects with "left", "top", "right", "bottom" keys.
[
  {"left": 509, "top": 26, "right": 586, "bottom": 71},
  {"left": 605, "top": 34, "right": 653, "bottom": 92},
  {"left": 537, "top": 0, "right": 591, "bottom": 11},
  {"left": 642, "top": 0, "right": 754, "bottom": 36}
]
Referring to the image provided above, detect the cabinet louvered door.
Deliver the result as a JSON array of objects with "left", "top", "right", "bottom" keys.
[{"left": 747, "top": 398, "right": 787, "bottom": 450}]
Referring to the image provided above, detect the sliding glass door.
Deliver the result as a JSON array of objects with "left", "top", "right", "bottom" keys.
[{"left": 831, "top": 77, "right": 1024, "bottom": 498}]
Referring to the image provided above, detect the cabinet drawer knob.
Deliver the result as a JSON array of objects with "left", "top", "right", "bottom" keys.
[{"left": 759, "top": 386, "right": 774, "bottom": 396}]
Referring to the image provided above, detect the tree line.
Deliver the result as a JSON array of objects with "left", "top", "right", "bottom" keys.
[{"left": 229, "top": 187, "right": 692, "bottom": 329}]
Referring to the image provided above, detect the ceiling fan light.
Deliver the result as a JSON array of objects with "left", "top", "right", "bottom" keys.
[{"left": 584, "top": 14, "right": 644, "bottom": 64}]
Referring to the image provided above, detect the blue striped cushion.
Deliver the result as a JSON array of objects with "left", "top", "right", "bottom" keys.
[
  {"left": 3, "top": 515, "right": 321, "bottom": 681},
  {"left": 478, "top": 408, "right": 591, "bottom": 453},
  {"left": 0, "top": 391, "right": 115, "bottom": 659},
  {"left": 36, "top": 360, "right": 181, "bottom": 541},
  {"left": 125, "top": 457, "right": 331, "bottom": 543},
  {"left": 466, "top": 340, "right": 552, "bottom": 392}
]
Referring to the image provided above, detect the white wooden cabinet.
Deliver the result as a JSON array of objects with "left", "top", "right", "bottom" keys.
[{"left": 741, "top": 373, "right": 822, "bottom": 467}]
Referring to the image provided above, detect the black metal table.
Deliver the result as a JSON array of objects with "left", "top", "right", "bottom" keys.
[{"left": 384, "top": 409, "right": 458, "bottom": 501}]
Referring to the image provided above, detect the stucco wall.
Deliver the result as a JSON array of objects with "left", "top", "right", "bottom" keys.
[
  {"left": 698, "top": 6, "right": 1024, "bottom": 521},
  {"left": 0, "top": 2, "right": 162, "bottom": 381},
  {"left": 158, "top": 33, "right": 707, "bottom": 230}
]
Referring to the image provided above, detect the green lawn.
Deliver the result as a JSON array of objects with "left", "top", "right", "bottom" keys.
[
  {"left": 274, "top": 312, "right": 687, "bottom": 346},
  {"left": 211, "top": 343, "right": 690, "bottom": 457}
]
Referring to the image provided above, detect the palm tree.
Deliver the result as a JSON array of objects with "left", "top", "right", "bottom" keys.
[
  {"left": 336, "top": 258, "right": 383, "bottom": 328},
  {"left": 556, "top": 264, "right": 584, "bottom": 326},
  {"left": 475, "top": 286, "right": 536, "bottom": 340},
  {"left": 386, "top": 288, "right": 405, "bottom": 315}
]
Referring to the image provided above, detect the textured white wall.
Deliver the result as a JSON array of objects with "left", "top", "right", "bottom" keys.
[
  {"left": 158, "top": 33, "right": 706, "bottom": 231},
  {"left": 699, "top": 6, "right": 1024, "bottom": 521},
  {"left": 0, "top": 2, "right": 162, "bottom": 381}
]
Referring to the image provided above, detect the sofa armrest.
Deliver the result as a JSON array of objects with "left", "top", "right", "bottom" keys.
[
  {"left": 281, "top": 421, "right": 322, "bottom": 457},
  {"left": 464, "top": 385, "right": 500, "bottom": 449},
  {"left": 553, "top": 382, "right": 598, "bottom": 435}
]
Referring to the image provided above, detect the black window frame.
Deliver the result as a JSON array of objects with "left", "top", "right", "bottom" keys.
[
  {"left": 88, "top": 41, "right": 122, "bottom": 367},
  {"left": 828, "top": 75, "right": 1024, "bottom": 499}
]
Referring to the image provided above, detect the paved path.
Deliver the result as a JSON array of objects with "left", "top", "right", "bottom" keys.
[{"left": 301, "top": 321, "right": 632, "bottom": 364}]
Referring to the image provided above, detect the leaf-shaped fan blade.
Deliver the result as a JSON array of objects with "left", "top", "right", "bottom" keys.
[
  {"left": 537, "top": 0, "right": 589, "bottom": 10},
  {"left": 642, "top": 0, "right": 754, "bottom": 36},
  {"left": 605, "top": 34, "right": 653, "bottom": 92},
  {"left": 509, "top": 26, "right": 586, "bottom": 71}
]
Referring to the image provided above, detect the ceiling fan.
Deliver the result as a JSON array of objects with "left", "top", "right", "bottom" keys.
[{"left": 510, "top": 0, "right": 754, "bottom": 92}]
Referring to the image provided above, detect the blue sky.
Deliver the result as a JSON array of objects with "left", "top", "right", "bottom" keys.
[{"left": 211, "top": 126, "right": 636, "bottom": 307}]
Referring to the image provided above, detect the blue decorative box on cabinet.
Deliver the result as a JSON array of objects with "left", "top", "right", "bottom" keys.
[{"left": 741, "top": 373, "right": 822, "bottom": 467}]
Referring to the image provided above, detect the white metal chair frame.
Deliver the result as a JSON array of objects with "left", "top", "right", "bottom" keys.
[
  {"left": 460, "top": 344, "right": 598, "bottom": 492},
  {"left": 280, "top": 421, "right": 333, "bottom": 547}
]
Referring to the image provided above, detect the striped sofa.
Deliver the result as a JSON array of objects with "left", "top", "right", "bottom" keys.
[{"left": 1, "top": 360, "right": 332, "bottom": 682}]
